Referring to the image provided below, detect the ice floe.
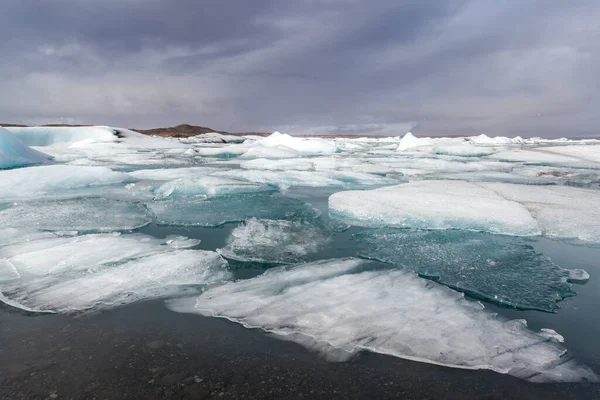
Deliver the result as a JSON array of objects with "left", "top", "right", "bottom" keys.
[{"left": 170, "top": 258, "right": 597, "bottom": 382}]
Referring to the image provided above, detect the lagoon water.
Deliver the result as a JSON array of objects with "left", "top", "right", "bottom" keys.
[{"left": 2, "top": 125, "right": 600, "bottom": 391}]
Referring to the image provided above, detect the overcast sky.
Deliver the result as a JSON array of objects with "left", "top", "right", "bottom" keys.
[{"left": 1, "top": 1, "right": 598, "bottom": 137}]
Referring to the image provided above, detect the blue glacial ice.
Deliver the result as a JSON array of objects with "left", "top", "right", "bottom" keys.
[{"left": 0, "top": 126, "right": 52, "bottom": 169}]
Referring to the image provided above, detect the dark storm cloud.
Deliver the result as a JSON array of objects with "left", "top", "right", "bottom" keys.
[{"left": 0, "top": 0, "right": 598, "bottom": 137}]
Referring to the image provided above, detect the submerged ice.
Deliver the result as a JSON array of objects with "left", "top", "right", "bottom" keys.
[
  {"left": 171, "top": 258, "right": 596, "bottom": 383},
  {"left": 354, "top": 229, "right": 583, "bottom": 312}
]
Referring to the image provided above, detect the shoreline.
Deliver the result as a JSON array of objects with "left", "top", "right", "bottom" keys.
[{"left": 1, "top": 300, "right": 598, "bottom": 400}]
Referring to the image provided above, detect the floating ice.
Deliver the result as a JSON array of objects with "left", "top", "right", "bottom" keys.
[
  {"left": 0, "top": 126, "right": 52, "bottom": 169},
  {"left": 128, "top": 166, "right": 224, "bottom": 181},
  {"left": 533, "top": 145, "right": 600, "bottom": 163},
  {"left": 1, "top": 246, "right": 230, "bottom": 313},
  {"left": 396, "top": 132, "right": 433, "bottom": 151},
  {"left": 480, "top": 183, "right": 600, "bottom": 244},
  {"left": 0, "top": 198, "right": 151, "bottom": 232},
  {"left": 354, "top": 229, "right": 580, "bottom": 312},
  {"left": 487, "top": 149, "right": 599, "bottom": 169},
  {"left": 217, "top": 218, "right": 328, "bottom": 263},
  {"left": 153, "top": 176, "right": 276, "bottom": 199},
  {"left": 148, "top": 194, "right": 319, "bottom": 227},
  {"left": 0, "top": 165, "right": 132, "bottom": 201},
  {"left": 179, "top": 132, "right": 246, "bottom": 144},
  {"left": 213, "top": 169, "right": 397, "bottom": 188},
  {"left": 249, "top": 132, "right": 338, "bottom": 155},
  {"left": 329, "top": 181, "right": 540, "bottom": 236},
  {"left": 239, "top": 146, "right": 301, "bottom": 159},
  {"left": 172, "top": 258, "right": 596, "bottom": 382}
]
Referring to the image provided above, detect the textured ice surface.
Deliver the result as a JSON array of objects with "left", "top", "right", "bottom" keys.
[
  {"left": 354, "top": 229, "right": 580, "bottom": 312},
  {"left": 172, "top": 258, "right": 596, "bottom": 382},
  {"left": 248, "top": 132, "right": 338, "bottom": 155},
  {"left": 0, "top": 198, "right": 151, "bottom": 232},
  {"left": 0, "top": 165, "right": 132, "bottom": 200},
  {"left": 128, "top": 167, "right": 224, "bottom": 181},
  {"left": 533, "top": 145, "right": 600, "bottom": 163},
  {"left": 153, "top": 176, "right": 276, "bottom": 199},
  {"left": 148, "top": 194, "right": 319, "bottom": 227},
  {"left": 480, "top": 183, "right": 600, "bottom": 244},
  {"left": 0, "top": 233, "right": 189, "bottom": 276},
  {"left": 7, "top": 126, "right": 119, "bottom": 146},
  {"left": 217, "top": 218, "right": 328, "bottom": 263},
  {"left": 213, "top": 169, "right": 397, "bottom": 188},
  {"left": 1, "top": 246, "right": 230, "bottom": 313},
  {"left": 179, "top": 132, "right": 246, "bottom": 144},
  {"left": 487, "top": 149, "right": 599, "bottom": 168},
  {"left": 0, "top": 126, "right": 51, "bottom": 169},
  {"left": 329, "top": 181, "right": 540, "bottom": 236}
]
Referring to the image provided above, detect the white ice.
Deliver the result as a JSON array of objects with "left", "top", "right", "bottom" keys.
[
  {"left": 328, "top": 180, "right": 540, "bottom": 236},
  {"left": 0, "top": 165, "right": 132, "bottom": 201},
  {"left": 170, "top": 258, "right": 596, "bottom": 383},
  {"left": 153, "top": 176, "right": 276, "bottom": 199},
  {"left": 479, "top": 183, "right": 600, "bottom": 244},
  {"left": 1, "top": 246, "right": 230, "bottom": 313}
]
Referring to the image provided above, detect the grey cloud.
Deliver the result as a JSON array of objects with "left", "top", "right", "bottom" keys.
[{"left": 0, "top": 0, "right": 599, "bottom": 137}]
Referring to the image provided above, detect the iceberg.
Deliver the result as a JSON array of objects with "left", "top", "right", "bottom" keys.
[
  {"left": 354, "top": 229, "right": 582, "bottom": 312},
  {"left": 328, "top": 181, "right": 540, "bottom": 236},
  {"left": 0, "top": 126, "right": 51, "bottom": 169},
  {"left": 217, "top": 218, "right": 328, "bottom": 263},
  {"left": 170, "top": 258, "right": 596, "bottom": 382}
]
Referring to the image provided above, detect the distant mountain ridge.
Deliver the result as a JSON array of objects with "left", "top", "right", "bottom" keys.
[{"left": 0, "top": 123, "right": 270, "bottom": 138}]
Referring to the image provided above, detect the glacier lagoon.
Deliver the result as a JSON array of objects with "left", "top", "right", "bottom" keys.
[{"left": 1, "top": 126, "right": 600, "bottom": 384}]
